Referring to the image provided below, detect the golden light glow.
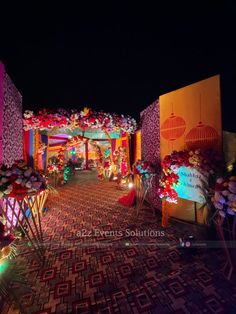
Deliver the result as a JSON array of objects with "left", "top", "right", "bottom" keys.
[{"left": 227, "top": 164, "right": 233, "bottom": 172}]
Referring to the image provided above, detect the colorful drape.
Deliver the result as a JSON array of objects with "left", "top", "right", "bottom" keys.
[{"left": 23, "top": 130, "right": 34, "bottom": 166}]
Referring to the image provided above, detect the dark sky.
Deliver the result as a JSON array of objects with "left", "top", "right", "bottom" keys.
[{"left": 0, "top": 2, "right": 236, "bottom": 130}]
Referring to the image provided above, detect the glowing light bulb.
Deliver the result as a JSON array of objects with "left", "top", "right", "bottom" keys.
[{"left": 128, "top": 182, "right": 134, "bottom": 189}]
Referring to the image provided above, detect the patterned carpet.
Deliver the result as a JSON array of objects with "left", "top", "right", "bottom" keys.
[{"left": 3, "top": 171, "right": 236, "bottom": 314}]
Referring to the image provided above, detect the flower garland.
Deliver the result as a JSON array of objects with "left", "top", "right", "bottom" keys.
[
  {"left": 113, "top": 147, "right": 128, "bottom": 177},
  {"left": 158, "top": 149, "right": 222, "bottom": 203},
  {"left": 66, "top": 135, "right": 84, "bottom": 148},
  {"left": 0, "top": 161, "right": 47, "bottom": 199},
  {"left": 212, "top": 176, "right": 236, "bottom": 217},
  {"left": 47, "top": 149, "right": 65, "bottom": 174},
  {"left": 23, "top": 107, "right": 137, "bottom": 133}
]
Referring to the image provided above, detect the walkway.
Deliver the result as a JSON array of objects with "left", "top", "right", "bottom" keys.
[{"left": 5, "top": 171, "right": 236, "bottom": 313}]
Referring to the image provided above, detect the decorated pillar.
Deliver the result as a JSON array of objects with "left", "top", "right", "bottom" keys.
[
  {"left": 0, "top": 62, "right": 3, "bottom": 165},
  {"left": 23, "top": 129, "right": 34, "bottom": 167},
  {"left": 85, "top": 139, "right": 89, "bottom": 170},
  {"left": 33, "top": 130, "right": 39, "bottom": 170},
  {"left": 41, "top": 134, "right": 48, "bottom": 170},
  {"left": 134, "top": 129, "right": 142, "bottom": 162},
  {"left": 103, "top": 129, "right": 113, "bottom": 161},
  {"left": 126, "top": 133, "right": 131, "bottom": 172},
  {"left": 0, "top": 61, "right": 23, "bottom": 167}
]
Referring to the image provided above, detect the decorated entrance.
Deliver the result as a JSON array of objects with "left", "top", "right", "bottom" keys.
[{"left": 23, "top": 107, "right": 136, "bottom": 184}]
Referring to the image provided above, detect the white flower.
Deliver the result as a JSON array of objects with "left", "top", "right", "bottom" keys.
[
  {"left": 15, "top": 178, "right": 23, "bottom": 184},
  {"left": 80, "top": 110, "right": 86, "bottom": 117},
  {"left": 5, "top": 185, "right": 13, "bottom": 194},
  {"left": 214, "top": 202, "right": 223, "bottom": 210},
  {"left": 216, "top": 178, "right": 224, "bottom": 184},
  {"left": 24, "top": 110, "right": 34, "bottom": 119},
  {"left": 222, "top": 190, "right": 230, "bottom": 197},
  {"left": 219, "top": 210, "right": 226, "bottom": 217},
  {"left": 25, "top": 181, "right": 32, "bottom": 189},
  {"left": 170, "top": 165, "right": 179, "bottom": 174}
]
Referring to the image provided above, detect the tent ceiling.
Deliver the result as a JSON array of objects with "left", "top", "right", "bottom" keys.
[{"left": 46, "top": 127, "right": 121, "bottom": 139}]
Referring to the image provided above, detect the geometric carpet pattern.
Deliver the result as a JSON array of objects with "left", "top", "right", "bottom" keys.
[{"left": 3, "top": 171, "right": 236, "bottom": 313}]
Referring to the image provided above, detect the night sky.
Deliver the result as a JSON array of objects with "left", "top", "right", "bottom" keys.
[{"left": 0, "top": 2, "right": 236, "bottom": 131}]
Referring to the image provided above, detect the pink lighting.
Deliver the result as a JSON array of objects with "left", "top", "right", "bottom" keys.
[{"left": 2, "top": 197, "right": 23, "bottom": 230}]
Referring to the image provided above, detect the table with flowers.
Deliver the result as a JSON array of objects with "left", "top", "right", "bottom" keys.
[{"left": 0, "top": 161, "right": 49, "bottom": 262}]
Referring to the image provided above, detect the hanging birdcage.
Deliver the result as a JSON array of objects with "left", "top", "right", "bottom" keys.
[
  {"left": 185, "top": 121, "right": 219, "bottom": 150},
  {"left": 161, "top": 113, "right": 186, "bottom": 141}
]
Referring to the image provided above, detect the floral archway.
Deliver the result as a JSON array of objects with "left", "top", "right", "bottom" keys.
[{"left": 23, "top": 107, "right": 137, "bottom": 182}]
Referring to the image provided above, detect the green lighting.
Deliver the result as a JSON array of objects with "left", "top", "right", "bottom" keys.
[
  {"left": 0, "top": 260, "right": 9, "bottom": 275},
  {"left": 64, "top": 166, "right": 70, "bottom": 181}
]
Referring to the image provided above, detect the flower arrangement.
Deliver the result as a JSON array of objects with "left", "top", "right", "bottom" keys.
[
  {"left": 158, "top": 149, "right": 222, "bottom": 203},
  {"left": 23, "top": 108, "right": 137, "bottom": 134},
  {"left": 113, "top": 147, "right": 128, "bottom": 177},
  {"left": 133, "top": 160, "right": 154, "bottom": 179},
  {"left": 212, "top": 176, "right": 236, "bottom": 217},
  {"left": 47, "top": 164, "right": 61, "bottom": 173},
  {"left": 47, "top": 149, "right": 65, "bottom": 174},
  {"left": 0, "top": 161, "right": 47, "bottom": 199},
  {"left": 97, "top": 165, "right": 105, "bottom": 180}
]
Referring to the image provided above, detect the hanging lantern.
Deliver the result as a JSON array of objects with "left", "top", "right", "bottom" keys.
[
  {"left": 161, "top": 113, "right": 186, "bottom": 141},
  {"left": 185, "top": 121, "right": 219, "bottom": 150}
]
